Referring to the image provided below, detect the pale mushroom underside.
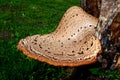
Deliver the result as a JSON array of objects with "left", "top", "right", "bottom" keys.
[{"left": 17, "top": 6, "right": 101, "bottom": 66}]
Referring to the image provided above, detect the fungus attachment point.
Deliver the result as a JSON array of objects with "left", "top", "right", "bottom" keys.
[{"left": 17, "top": 6, "right": 101, "bottom": 67}]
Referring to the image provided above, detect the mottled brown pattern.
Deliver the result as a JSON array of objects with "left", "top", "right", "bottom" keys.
[{"left": 17, "top": 6, "right": 101, "bottom": 66}]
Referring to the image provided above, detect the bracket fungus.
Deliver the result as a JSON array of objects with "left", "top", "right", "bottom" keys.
[{"left": 17, "top": 6, "right": 101, "bottom": 67}]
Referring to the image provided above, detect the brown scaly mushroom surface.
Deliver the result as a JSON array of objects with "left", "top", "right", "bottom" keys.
[{"left": 17, "top": 6, "right": 101, "bottom": 67}]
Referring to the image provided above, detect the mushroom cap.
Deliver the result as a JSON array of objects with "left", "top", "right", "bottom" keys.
[{"left": 17, "top": 6, "right": 101, "bottom": 67}]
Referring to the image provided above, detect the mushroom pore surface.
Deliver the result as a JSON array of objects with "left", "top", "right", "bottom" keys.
[{"left": 17, "top": 6, "right": 101, "bottom": 66}]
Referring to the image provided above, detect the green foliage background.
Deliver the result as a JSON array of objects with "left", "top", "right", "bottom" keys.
[
  {"left": 0, "top": 0, "right": 80, "bottom": 80},
  {"left": 0, "top": 0, "right": 119, "bottom": 80}
]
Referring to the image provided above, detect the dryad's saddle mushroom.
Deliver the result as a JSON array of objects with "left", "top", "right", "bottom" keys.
[{"left": 17, "top": 6, "right": 101, "bottom": 66}]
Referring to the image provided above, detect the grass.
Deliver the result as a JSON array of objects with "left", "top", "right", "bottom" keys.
[
  {"left": 0, "top": 0, "right": 80, "bottom": 80},
  {"left": 0, "top": 0, "right": 119, "bottom": 80}
]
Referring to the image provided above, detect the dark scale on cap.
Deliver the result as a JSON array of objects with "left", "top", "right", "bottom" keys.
[
  {"left": 48, "top": 48, "right": 50, "bottom": 49},
  {"left": 61, "top": 42, "right": 63, "bottom": 44},
  {"left": 72, "top": 50, "right": 75, "bottom": 53},
  {"left": 73, "top": 41, "right": 77, "bottom": 43},
  {"left": 80, "top": 27, "right": 82, "bottom": 29},
  {"left": 32, "top": 41, "right": 37, "bottom": 45},
  {"left": 64, "top": 19, "right": 67, "bottom": 22},
  {"left": 48, "top": 51, "right": 51, "bottom": 53},
  {"left": 39, "top": 45, "right": 42, "bottom": 49},
  {"left": 68, "top": 38, "right": 70, "bottom": 40},
  {"left": 84, "top": 41, "right": 87, "bottom": 44},
  {"left": 89, "top": 25, "right": 93, "bottom": 27},
  {"left": 86, "top": 48, "right": 89, "bottom": 50},
  {"left": 34, "top": 39, "right": 37, "bottom": 42},
  {"left": 76, "top": 14, "right": 78, "bottom": 16},
  {"left": 91, "top": 42, "right": 93, "bottom": 46},
  {"left": 58, "top": 40, "right": 61, "bottom": 42},
  {"left": 61, "top": 45, "right": 63, "bottom": 47},
  {"left": 71, "top": 35, "right": 73, "bottom": 37},
  {"left": 72, "top": 15, "right": 75, "bottom": 17},
  {"left": 45, "top": 50, "right": 48, "bottom": 52},
  {"left": 62, "top": 35, "right": 64, "bottom": 37}
]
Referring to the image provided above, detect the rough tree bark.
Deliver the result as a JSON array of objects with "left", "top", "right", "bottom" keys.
[{"left": 81, "top": 0, "right": 120, "bottom": 69}]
